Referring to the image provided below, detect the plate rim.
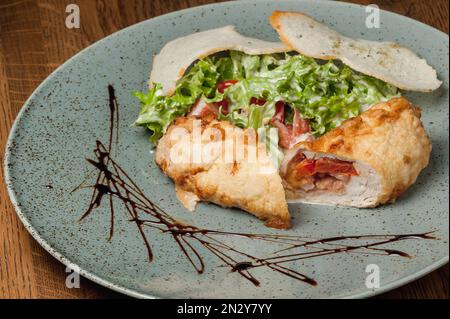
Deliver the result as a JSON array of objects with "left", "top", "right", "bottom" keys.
[{"left": 3, "top": 0, "right": 449, "bottom": 299}]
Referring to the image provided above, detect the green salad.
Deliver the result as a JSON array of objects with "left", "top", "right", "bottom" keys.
[{"left": 133, "top": 51, "right": 399, "bottom": 144}]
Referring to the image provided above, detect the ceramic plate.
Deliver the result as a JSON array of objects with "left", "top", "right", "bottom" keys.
[{"left": 4, "top": 0, "right": 449, "bottom": 298}]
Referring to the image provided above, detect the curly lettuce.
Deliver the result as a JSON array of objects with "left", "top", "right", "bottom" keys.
[
  {"left": 133, "top": 60, "right": 219, "bottom": 142},
  {"left": 133, "top": 51, "right": 399, "bottom": 142}
]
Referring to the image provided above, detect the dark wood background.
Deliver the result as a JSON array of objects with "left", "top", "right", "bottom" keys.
[{"left": 0, "top": 0, "right": 448, "bottom": 299}]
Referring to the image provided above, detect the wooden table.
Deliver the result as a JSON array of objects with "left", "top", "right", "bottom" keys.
[{"left": 0, "top": 0, "right": 448, "bottom": 299}]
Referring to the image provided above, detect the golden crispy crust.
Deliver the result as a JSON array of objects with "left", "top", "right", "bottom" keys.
[
  {"left": 155, "top": 116, "right": 291, "bottom": 229},
  {"left": 298, "top": 97, "right": 431, "bottom": 204}
]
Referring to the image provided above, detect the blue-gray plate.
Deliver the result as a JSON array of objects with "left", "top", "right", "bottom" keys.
[{"left": 4, "top": 0, "right": 449, "bottom": 298}]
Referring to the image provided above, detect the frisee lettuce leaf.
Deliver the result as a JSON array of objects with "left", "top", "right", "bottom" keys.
[
  {"left": 133, "top": 59, "right": 219, "bottom": 143},
  {"left": 133, "top": 51, "right": 399, "bottom": 143}
]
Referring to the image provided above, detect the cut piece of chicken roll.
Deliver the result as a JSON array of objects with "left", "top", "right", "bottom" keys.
[
  {"left": 155, "top": 116, "right": 291, "bottom": 229},
  {"left": 280, "top": 97, "right": 432, "bottom": 207}
]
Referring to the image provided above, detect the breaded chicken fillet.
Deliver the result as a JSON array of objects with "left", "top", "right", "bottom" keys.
[
  {"left": 281, "top": 97, "right": 432, "bottom": 207},
  {"left": 155, "top": 116, "right": 291, "bottom": 229}
]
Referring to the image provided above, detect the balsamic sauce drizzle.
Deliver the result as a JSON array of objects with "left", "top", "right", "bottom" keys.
[{"left": 76, "top": 85, "right": 437, "bottom": 287}]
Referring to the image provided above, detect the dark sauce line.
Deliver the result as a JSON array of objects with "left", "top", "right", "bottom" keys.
[
  {"left": 75, "top": 85, "right": 438, "bottom": 287},
  {"left": 107, "top": 84, "right": 119, "bottom": 153}
]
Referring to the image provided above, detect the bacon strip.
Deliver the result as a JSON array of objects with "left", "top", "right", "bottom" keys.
[
  {"left": 271, "top": 103, "right": 312, "bottom": 149},
  {"left": 189, "top": 99, "right": 218, "bottom": 117}
]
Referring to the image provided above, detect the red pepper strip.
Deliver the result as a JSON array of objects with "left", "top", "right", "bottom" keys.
[
  {"left": 250, "top": 97, "right": 267, "bottom": 106},
  {"left": 314, "top": 158, "right": 358, "bottom": 176},
  {"left": 217, "top": 80, "right": 238, "bottom": 93},
  {"left": 214, "top": 99, "right": 229, "bottom": 115},
  {"left": 295, "top": 158, "right": 316, "bottom": 176}
]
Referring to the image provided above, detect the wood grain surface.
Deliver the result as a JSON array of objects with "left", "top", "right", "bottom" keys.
[{"left": 0, "top": 0, "right": 448, "bottom": 299}]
